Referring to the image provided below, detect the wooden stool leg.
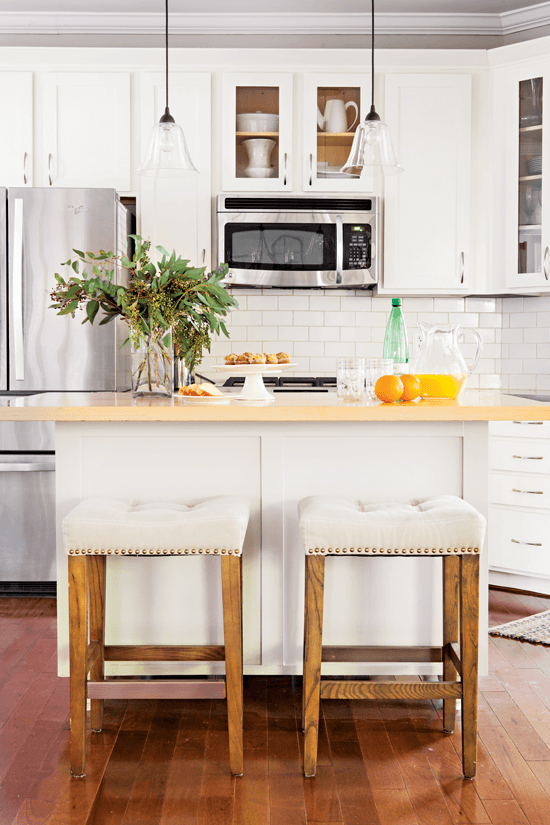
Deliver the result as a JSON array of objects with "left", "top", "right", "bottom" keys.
[
  {"left": 460, "top": 554, "right": 480, "bottom": 779},
  {"left": 443, "top": 555, "right": 460, "bottom": 733},
  {"left": 68, "top": 555, "right": 89, "bottom": 777},
  {"left": 221, "top": 555, "right": 243, "bottom": 776},
  {"left": 89, "top": 555, "right": 106, "bottom": 732},
  {"left": 303, "top": 555, "right": 325, "bottom": 778},
  {"left": 301, "top": 562, "right": 309, "bottom": 733}
]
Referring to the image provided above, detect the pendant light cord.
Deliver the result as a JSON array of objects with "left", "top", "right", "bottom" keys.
[
  {"left": 374, "top": 0, "right": 378, "bottom": 110},
  {"left": 165, "top": 0, "right": 169, "bottom": 112}
]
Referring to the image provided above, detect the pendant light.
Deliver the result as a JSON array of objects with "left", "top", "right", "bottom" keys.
[
  {"left": 342, "top": 0, "right": 403, "bottom": 177},
  {"left": 137, "top": 0, "right": 198, "bottom": 177}
]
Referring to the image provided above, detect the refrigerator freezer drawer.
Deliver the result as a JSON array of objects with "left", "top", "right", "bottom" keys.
[{"left": 0, "top": 455, "right": 56, "bottom": 582}]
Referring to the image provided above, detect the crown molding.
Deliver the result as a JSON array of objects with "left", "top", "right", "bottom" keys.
[{"left": 0, "top": 6, "right": 549, "bottom": 37}]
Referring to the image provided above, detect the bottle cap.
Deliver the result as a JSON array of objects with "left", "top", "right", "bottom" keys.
[{"left": 391, "top": 298, "right": 401, "bottom": 307}]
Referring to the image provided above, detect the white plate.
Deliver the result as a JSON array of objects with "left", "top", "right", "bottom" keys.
[
  {"left": 213, "top": 363, "right": 297, "bottom": 373},
  {"left": 178, "top": 394, "right": 231, "bottom": 404}
]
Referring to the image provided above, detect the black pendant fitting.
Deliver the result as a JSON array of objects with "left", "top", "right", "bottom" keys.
[
  {"left": 160, "top": 107, "right": 175, "bottom": 124},
  {"left": 365, "top": 105, "right": 381, "bottom": 122}
]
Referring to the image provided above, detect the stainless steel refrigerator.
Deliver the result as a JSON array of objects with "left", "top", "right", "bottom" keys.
[{"left": 0, "top": 187, "right": 132, "bottom": 594}]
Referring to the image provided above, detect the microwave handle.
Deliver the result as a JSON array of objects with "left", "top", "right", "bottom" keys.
[{"left": 336, "top": 215, "right": 343, "bottom": 285}]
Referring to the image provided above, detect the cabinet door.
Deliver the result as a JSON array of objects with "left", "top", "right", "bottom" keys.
[
  {"left": 0, "top": 73, "right": 33, "bottom": 187},
  {"left": 42, "top": 73, "right": 131, "bottom": 191},
  {"left": 503, "top": 61, "right": 550, "bottom": 291},
  {"left": 221, "top": 73, "right": 292, "bottom": 191},
  {"left": 302, "top": 73, "right": 373, "bottom": 192},
  {"left": 383, "top": 74, "right": 472, "bottom": 294},
  {"left": 139, "top": 73, "right": 211, "bottom": 270}
]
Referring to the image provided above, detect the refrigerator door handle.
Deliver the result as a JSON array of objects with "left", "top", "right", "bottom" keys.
[
  {"left": 0, "top": 462, "right": 55, "bottom": 472},
  {"left": 13, "top": 198, "right": 25, "bottom": 382}
]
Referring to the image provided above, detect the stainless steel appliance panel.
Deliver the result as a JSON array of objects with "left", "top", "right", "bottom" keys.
[
  {"left": 8, "top": 188, "right": 121, "bottom": 391},
  {"left": 0, "top": 453, "right": 56, "bottom": 581},
  {"left": 0, "top": 188, "right": 6, "bottom": 391},
  {"left": 0, "top": 420, "right": 54, "bottom": 451}
]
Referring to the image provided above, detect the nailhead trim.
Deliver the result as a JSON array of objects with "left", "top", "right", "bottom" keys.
[
  {"left": 305, "top": 546, "right": 481, "bottom": 556},
  {"left": 68, "top": 546, "right": 242, "bottom": 556}
]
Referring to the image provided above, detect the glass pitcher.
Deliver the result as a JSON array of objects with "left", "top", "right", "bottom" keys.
[{"left": 413, "top": 323, "right": 483, "bottom": 399}]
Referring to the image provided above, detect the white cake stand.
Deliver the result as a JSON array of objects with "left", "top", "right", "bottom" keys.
[{"left": 213, "top": 363, "right": 297, "bottom": 401}]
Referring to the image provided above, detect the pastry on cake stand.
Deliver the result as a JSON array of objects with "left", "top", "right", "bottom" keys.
[{"left": 213, "top": 363, "right": 297, "bottom": 401}]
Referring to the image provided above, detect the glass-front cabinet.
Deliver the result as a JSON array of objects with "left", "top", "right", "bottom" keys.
[
  {"left": 221, "top": 73, "right": 293, "bottom": 191},
  {"left": 504, "top": 64, "right": 550, "bottom": 290},
  {"left": 302, "top": 74, "right": 373, "bottom": 192}
]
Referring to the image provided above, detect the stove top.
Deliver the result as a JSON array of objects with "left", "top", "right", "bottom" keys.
[{"left": 222, "top": 376, "right": 336, "bottom": 392}]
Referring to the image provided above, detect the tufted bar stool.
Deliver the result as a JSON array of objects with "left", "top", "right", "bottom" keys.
[
  {"left": 63, "top": 496, "right": 249, "bottom": 778},
  {"left": 299, "top": 495, "right": 486, "bottom": 780}
]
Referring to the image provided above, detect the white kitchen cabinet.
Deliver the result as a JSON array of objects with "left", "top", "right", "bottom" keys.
[
  {"left": 489, "top": 420, "right": 550, "bottom": 594},
  {"left": 41, "top": 72, "right": 131, "bottom": 191},
  {"left": 302, "top": 73, "right": 373, "bottom": 192},
  {"left": 139, "top": 73, "right": 212, "bottom": 270},
  {"left": 493, "top": 59, "right": 550, "bottom": 292},
  {"left": 0, "top": 73, "right": 33, "bottom": 187},
  {"left": 382, "top": 74, "right": 472, "bottom": 295},
  {"left": 221, "top": 73, "right": 293, "bottom": 192}
]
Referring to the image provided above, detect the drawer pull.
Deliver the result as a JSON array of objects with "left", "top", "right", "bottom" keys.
[
  {"left": 513, "top": 455, "right": 544, "bottom": 460},
  {"left": 512, "top": 489, "right": 544, "bottom": 494},
  {"left": 511, "top": 539, "right": 542, "bottom": 547},
  {"left": 513, "top": 421, "right": 543, "bottom": 424}
]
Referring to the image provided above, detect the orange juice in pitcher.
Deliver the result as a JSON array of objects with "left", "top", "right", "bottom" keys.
[{"left": 414, "top": 324, "right": 483, "bottom": 400}]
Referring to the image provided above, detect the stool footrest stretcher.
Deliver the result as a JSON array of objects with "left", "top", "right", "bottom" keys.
[
  {"left": 322, "top": 645, "right": 444, "bottom": 663},
  {"left": 103, "top": 644, "right": 226, "bottom": 662},
  {"left": 320, "top": 680, "right": 463, "bottom": 700},
  {"left": 87, "top": 679, "right": 226, "bottom": 700}
]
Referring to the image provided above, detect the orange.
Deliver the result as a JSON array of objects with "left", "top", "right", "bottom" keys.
[
  {"left": 400, "top": 374, "right": 422, "bottom": 402},
  {"left": 374, "top": 374, "right": 404, "bottom": 403}
]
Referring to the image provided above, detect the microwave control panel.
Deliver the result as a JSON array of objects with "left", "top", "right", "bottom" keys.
[{"left": 343, "top": 224, "right": 372, "bottom": 269}]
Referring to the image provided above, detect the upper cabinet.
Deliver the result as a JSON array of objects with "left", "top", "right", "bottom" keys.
[
  {"left": 221, "top": 73, "right": 293, "bottom": 191},
  {"left": 382, "top": 74, "right": 472, "bottom": 294},
  {"left": 139, "top": 72, "right": 212, "bottom": 270},
  {"left": 302, "top": 73, "right": 373, "bottom": 192},
  {"left": 41, "top": 73, "right": 131, "bottom": 191},
  {"left": 492, "top": 59, "right": 550, "bottom": 292},
  {"left": 0, "top": 73, "right": 33, "bottom": 187}
]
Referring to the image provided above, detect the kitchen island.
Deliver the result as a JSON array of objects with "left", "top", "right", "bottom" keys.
[{"left": 2, "top": 389, "right": 549, "bottom": 680}]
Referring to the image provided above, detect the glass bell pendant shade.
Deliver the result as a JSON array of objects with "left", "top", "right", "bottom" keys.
[
  {"left": 341, "top": 118, "right": 403, "bottom": 177},
  {"left": 137, "top": 120, "right": 198, "bottom": 177}
]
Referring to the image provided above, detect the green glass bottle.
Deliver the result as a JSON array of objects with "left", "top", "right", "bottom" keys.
[{"left": 382, "top": 298, "right": 409, "bottom": 372}]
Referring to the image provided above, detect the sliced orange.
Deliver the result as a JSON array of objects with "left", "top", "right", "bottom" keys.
[
  {"left": 400, "top": 374, "right": 422, "bottom": 402},
  {"left": 374, "top": 374, "right": 404, "bottom": 403}
]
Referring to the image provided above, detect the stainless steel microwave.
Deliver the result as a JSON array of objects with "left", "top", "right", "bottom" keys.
[{"left": 216, "top": 194, "right": 379, "bottom": 289}]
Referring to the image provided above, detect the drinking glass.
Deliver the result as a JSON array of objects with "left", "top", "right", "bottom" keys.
[
  {"left": 365, "top": 358, "right": 395, "bottom": 399},
  {"left": 337, "top": 358, "right": 366, "bottom": 401}
]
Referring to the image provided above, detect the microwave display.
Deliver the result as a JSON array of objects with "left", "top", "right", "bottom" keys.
[
  {"left": 225, "top": 224, "right": 336, "bottom": 271},
  {"left": 344, "top": 224, "right": 371, "bottom": 269}
]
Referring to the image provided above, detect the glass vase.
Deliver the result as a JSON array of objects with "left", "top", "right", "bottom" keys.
[{"left": 131, "top": 328, "right": 173, "bottom": 398}]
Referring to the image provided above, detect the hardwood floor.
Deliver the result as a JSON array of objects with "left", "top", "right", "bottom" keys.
[{"left": 1, "top": 589, "right": 550, "bottom": 824}]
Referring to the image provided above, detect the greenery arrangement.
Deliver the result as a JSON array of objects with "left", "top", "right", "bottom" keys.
[{"left": 49, "top": 235, "right": 237, "bottom": 380}]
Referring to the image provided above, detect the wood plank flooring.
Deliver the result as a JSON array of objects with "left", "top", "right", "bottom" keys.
[{"left": 1, "top": 589, "right": 550, "bottom": 824}]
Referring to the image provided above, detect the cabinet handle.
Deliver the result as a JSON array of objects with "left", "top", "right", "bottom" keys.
[
  {"left": 513, "top": 420, "right": 543, "bottom": 424},
  {"left": 13, "top": 198, "right": 25, "bottom": 381},
  {"left": 309, "top": 153, "right": 313, "bottom": 186},
  {"left": 48, "top": 153, "right": 52, "bottom": 186},
  {"left": 511, "top": 539, "right": 542, "bottom": 547},
  {"left": 544, "top": 246, "right": 549, "bottom": 281},
  {"left": 23, "top": 152, "right": 28, "bottom": 185},
  {"left": 513, "top": 454, "right": 543, "bottom": 459},
  {"left": 512, "top": 488, "right": 543, "bottom": 494},
  {"left": 460, "top": 251, "right": 465, "bottom": 284},
  {"left": 201, "top": 248, "right": 206, "bottom": 264},
  {"left": 283, "top": 152, "right": 287, "bottom": 186},
  {"left": 335, "top": 214, "right": 343, "bottom": 285},
  {"left": 0, "top": 462, "right": 54, "bottom": 473}
]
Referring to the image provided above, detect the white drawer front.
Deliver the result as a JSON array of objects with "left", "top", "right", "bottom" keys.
[
  {"left": 489, "top": 438, "right": 550, "bottom": 473},
  {"left": 490, "top": 420, "right": 550, "bottom": 438},
  {"left": 489, "top": 472, "right": 550, "bottom": 508},
  {"left": 489, "top": 507, "right": 550, "bottom": 576}
]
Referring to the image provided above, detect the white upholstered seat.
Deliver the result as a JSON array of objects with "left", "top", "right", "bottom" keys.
[
  {"left": 63, "top": 496, "right": 250, "bottom": 556},
  {"left": 298, "top": 495, "right": 486, "bottom": 556}
]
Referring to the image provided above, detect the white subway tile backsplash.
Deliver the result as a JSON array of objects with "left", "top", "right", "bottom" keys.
[
  {"left": 502, "top": 297, "right": 524, "bottom": 312},
  {"left": 294, "top": 342, "right": 325, "bottom": 357},
  {"left": 501, "top": 360, "right": 524, "bottom": 374},
  {"left": 325, "top": 311, "right": 355, "bottom": 327},
  {"left": 524, "top": 296, "right": 550, "bottom": 311},
  {"left": 537, "top": 374, "right": 550, "bottom": 390},
  {"left": 525, "top": 327, "right": 550, "bottom": 343},
  {"left": 509, "top": 343, "right": 537, "bottom": 359},
  {"left": 481, "top": 344, "right": 501, "bottom": 359},
  {"left": 340, "top": 326, "right": 370, "bottom": 343},
  {"left": 523, "top": 359, "right": 550, "bottom": 374},
  {"left": 278, "top": 326, "right": 309, "bottom": 341},
  {"left": 294, "top": 311, "right": 324, "bottom": 326},
  {"left": 309, "top": 295, "right": 340, "bottom": 311},
  {"left": 479, "top": 314, "right": 503, "bottom": 328},
  {"left": 479, "top": 374, "right": 501, "bottom": 389},
  {"left": 477, "top": 359, "right": 496, "bottom": 374},
  {"left": 277, "top": 295, "right": 309, "bottom": 311},
  {"left": 248, "top": 326, "right": 279, "bottom": 342},
  {"left": 356, "top": 342, "right": 387, "bottom": 357},
  {"left": 465, "top": 298, "right": 496, "bottom": 313},
  {"left": 449, "top": 313, "right": 479, "bottom": 326},
  {"left": 401, "top": 297, "right": 434, "bottom": 312},
  {"left": 309, "top": 327, "right": 340, "bottom": 342},
  {"left": 502, "top": 328, "right": 523, "bottom": 344},
  {"left": 230, "top": 310, "right": 262, "bottom": 326},
  {"left": 262, "top": 311, "right": 293, "bottom": 326},
  {"left": 510, "top": 313, "right": 537, "bottom": 328},
  {"left": 325, "top": 342, "right": 357, "bottom": 357},
  {"left": 509, "top": 374, "right": 537, "bottom": 390},
  {"left": 417, "top": 312, "right": 449, "bottom": 324},
  {"left": 247, "top": 295, "right": 278, "bottom": 310},
  {"left": 355, "top": 312, "right": 387, "bottom": 327},
  {"left": 434, "top": 298, "right": 465, "bottom": 312},
  {"left": 340, "top": 295, "right": 372, "bottom": 311},
  {"left": 537, "top": 312, "right": 550, "bottom": 327},
  {"left": 310, "top": 357, "right": 337, "bottom": 373},
  {"left": 538, "top": 344, "right": 550, "bottom": 359}
]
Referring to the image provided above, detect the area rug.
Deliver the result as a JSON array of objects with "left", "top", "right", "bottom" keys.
[{"left": 489, "top": 610, "right": 550, "bottom": 646}]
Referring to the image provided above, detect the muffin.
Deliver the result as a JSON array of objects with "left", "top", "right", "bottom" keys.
[
  {"left": 252, "top": 353, "right": 266, "bottom": 364},
  {"left": 265, "top": 353, "right": 278, "bottom": 364},
  {"left": 276, "top": 352, "right": 291, "bottom": 364},
  {"left": 224, "top": 353, "right": 238, "bottom": 365}
]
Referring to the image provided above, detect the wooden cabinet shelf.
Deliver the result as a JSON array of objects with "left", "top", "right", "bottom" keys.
[{"left": 236, "top": 131, "right": 279, "bottom": 137}]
